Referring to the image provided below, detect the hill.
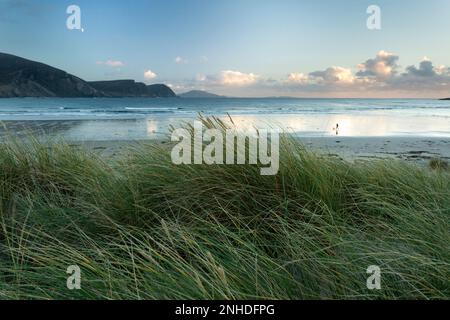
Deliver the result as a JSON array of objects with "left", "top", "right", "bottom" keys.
[
  {"left": 0, "top": 53, "right": 175, "bottom": 98},
  {"left": 0, "top": 53, "right": 102, "bottom": 97},
  {"left": 179, "top": 90, "right": 224, "bottom": 98},
  {"left": 89, "top": 80, "right": 176, "bottom": 98}
]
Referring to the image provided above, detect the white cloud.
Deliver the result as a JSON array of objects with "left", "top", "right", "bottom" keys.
[
  {"left": 219, "top": 70, "right": 258, "bottom": 86},
  {"left": 97, "top": 60, "right": 125, "bottom": 68},
  {"left": 196, "top": 74, "right": 207, "bottom": 81},
  {"left": 286, "top": 73, "right": 309, "bottom": 84},
  {"left": 435, "top": 65, "right": 450, "bottom": 76},
  {"left": 175, "top": 56, "right": 188, "bottom": 64},
  {"left": 144, "top": 70, "right": 157, "bottom": 80},
  {"left": 310, "top": 66, "right": 355, "bottom": 84}
]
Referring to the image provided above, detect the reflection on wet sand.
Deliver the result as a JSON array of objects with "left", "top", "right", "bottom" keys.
[
  {"left": 215, "top": 114, "right": 450, "bottom": 137},
  {"left": 0, "top": 120, "right": 80, "bottom": 140},
  {"left": 0, "top": 119, "right": 150, "bottom": 141}
]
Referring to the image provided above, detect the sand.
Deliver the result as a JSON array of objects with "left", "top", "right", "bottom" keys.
[
  {"left": 72, "top": 137, "right": 450, "bottom": 166},
  {"left": 299, "top": 137, "right": 450, "bottom": 163},
  {"left": 2, "top": 119, "right": 448, "bottom": 165},
  {"left": 1, "top": 119, "right": 449, "bottom": 166}
]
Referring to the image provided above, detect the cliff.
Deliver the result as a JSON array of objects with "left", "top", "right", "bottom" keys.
[{"left": 0, "top": 53, "right": 175, "bottom": 98}]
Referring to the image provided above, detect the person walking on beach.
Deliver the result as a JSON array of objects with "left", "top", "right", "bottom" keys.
[{"left": 333, "top": 123, "right": 339, "bottom": 135}]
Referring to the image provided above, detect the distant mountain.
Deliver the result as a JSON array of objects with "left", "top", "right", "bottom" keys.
[
  {"left": 89, "top": 80, "right": 176, "bottom": 98},
  {"left": 179, "top": 90, "right": 225, "bottom": 98},
  {"left": 439, "top": 98, "right": 450, "bottom": 100},
  {"left": 0, "top": 53, "right": 175, "bottom": 98}
]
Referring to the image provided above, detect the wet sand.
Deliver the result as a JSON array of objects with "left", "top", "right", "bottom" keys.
[{"left": 1, "top": 120, "right": 449, "bottom": 165}]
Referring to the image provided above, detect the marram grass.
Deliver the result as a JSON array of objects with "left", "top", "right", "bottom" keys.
[{"left": 0, "top": 122, "right": 449, "bottom": 300}]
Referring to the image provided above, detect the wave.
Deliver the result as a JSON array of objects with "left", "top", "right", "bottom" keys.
[{"left": 124, "top": 107, "right": 182, "bottom": 111}]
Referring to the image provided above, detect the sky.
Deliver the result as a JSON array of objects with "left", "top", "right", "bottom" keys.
[{"left": 1, "top": 0, "right": 450, "bottom": 97}]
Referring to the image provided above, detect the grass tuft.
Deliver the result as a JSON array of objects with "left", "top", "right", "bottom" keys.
[{"left": 429, "top": 158, "right": 449, "bottom": 171}]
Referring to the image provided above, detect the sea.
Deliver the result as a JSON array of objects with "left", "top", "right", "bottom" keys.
[{"left": 0, "top": 98, "right": 449, "bottom": 141}]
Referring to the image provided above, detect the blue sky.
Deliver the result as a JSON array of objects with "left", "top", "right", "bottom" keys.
[{"left": 1, "top": 0, "right": 450, "bottom": 97}]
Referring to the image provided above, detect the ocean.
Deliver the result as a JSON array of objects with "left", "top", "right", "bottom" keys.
[{"left": 0, "top": 98, "right": 449, "bottom": 141}]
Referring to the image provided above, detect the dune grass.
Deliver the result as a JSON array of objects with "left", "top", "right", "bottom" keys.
[{"left": 0, "top": 120, "right": 449, "bottom": 300}]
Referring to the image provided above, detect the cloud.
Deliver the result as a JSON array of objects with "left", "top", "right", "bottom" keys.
[
  {"left": 196, "top": 74, "right": 207, "bottom": 81},
  {"left": 285, "top": 73, "right": 309, "bottom": 84},
  {"left": 356, "top": 51, "right": 399, "bottom": 78},
  {"left": 354, "top": 53, "right": 450, "bottom": 92},
  {"left": 389, "top": 58, "right": 450, "bottom": 90},
  {"left": 282, "top": 52, "right": 450, "bottom": 95},
  {"left": 164, "top": 70, "right": 261, "bottom": 96},
  {"left": 404, "top": 59, "right": 436, "bottom": 77},
  {"left": 176, "top": 51, "right": 450, "bottom": 97},
  {"left": 309, "top": 66, "right": 355, "bottom": 84},
  {"left": 144, "top": 70, "right": 157, "bottom": 80},
  {"left": 218, "top": 70, "right": 258, "bottom": 86},
  {"left": 175, "top": 56, "right": 188, "bottom": 64},
  {"left": 435, "top": 65, "right": 450, "bottom": 76},
  {"left": 97, "top": 60, "right": 125, "bottom": 68},
  {"left": 191, "top": 70, "right": 258, "bottom": 86}
]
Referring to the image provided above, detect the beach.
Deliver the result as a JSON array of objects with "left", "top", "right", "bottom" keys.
[
  {"left": 74, "top": 137, "right": 450, "bottom": 166},
  {"left": 1, "top": 98, "right": 449, "bottom": 164},
  {"left": 3, "top": 118, "right": 449, "bottom": 166}
]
